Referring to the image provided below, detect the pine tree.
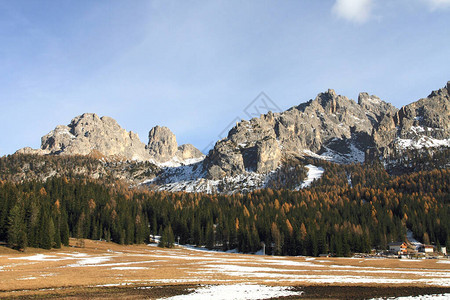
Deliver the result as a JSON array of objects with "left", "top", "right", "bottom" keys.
[
  {"left": 166, "top": 225, "right": 175, "bottom": 248},
  {"left": 60, "top": 211, "right": 70, "bottom": 246},
  {"left": 205, "top": 221, "right": 215, "bottom": 249},
  {"left": 271, "top": 222, "right": 282, "bottom": 255},
  {"left": 7, "top": 204, "right": 27, "bottom": 251},
  {"left": 158, "top": 231, "right": 167, "bottom": 248},
  {"left": 38, "top": 211, "right": 54, "bottom": 250},
  {"left": 159, "top": 225, "right": 175, "bottom": 248}
]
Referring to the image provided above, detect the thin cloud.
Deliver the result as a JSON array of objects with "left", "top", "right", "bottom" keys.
[
  {"left": 332, "top": 0, "right": 373, "bottom": 23},
  {"left": 423, "top": 0, "right": 450, "bottom": 10}
]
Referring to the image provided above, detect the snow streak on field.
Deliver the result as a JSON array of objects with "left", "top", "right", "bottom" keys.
[
  {"left": 371, "top": 294, "right": 450, "bottom": 300},
  {"left": 163, "top": 284, "right": 302, "bottom": 300}
]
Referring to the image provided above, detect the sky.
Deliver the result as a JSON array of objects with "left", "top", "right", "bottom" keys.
[{"left": 1, "top": 0, "right": 449, "bottom": 155}]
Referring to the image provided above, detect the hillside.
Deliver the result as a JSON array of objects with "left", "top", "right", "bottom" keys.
[{"left": 1, "top": 161, "right": 448, "bottom": 256}]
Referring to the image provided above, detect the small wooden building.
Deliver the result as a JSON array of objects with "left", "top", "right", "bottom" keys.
[
  {"left": 389, "top": 242, "right": 407, "bottom": 255},
  {"left": 418, "top": 245, "right": 434, "bottom": 253}
]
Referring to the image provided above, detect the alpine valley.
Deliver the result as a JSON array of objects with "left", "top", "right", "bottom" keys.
[{"left": 0, "top": 82, "right": 449, "bottom": 258}]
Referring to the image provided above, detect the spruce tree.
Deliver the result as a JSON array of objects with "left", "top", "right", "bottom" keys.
[{"left": 7, "top": 204, "right": 27, "bottom": 251}]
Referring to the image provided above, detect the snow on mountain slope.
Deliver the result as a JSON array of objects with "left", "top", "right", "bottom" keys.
[
  {"left": 156, "top": 155, "right": 205, "bottom": 168},
  {"left": 296, "top": 164, "right": 324, "bottom": 190},
  {"left": 319, "top": 144, "right": 365, "bottom": 164},
  {"left": 396, "top": 136, "right": 450, "bottom": 150},
  {"left": 150, "top": 167, "right": 273, "bottom": 194}
]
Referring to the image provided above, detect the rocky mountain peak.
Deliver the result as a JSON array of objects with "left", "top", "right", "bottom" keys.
[
  {"left": 176, "top": 144, "right": 204, "bottom": 161},
  {"left": 18, "top": 114, "right": 204, "bottom": 165},
  {"left": 358, "top": 92, "right": 398, "bottom": 125},
  {"left": 147, "top": 126, "right": 205, "bottom": 164},
  {"left": 428, "top": 81, "right": 450, "bottom": 98},
  {"left": 204, "top": 83, "right": 449, "bottom": 180},
  {"left": 205, "top": 89, "right": 378, "bottom": 180},
  {"left": 39, "top": 113, "right": 151, "bottom": 161},
  {"left": 147, "top": 126, "right": 178, "bottom": 162},
  {"left": 371, "top": 82, "right": 450, "bottom": 158},
  {"left": 317, "top": 89, "right": 338, "bottom": 113}
]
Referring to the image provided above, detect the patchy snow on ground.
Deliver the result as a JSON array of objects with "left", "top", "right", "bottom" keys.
[
  {"left": 297, "top": 164, "right": 324, "bottom": 189},
  {"left": 162, "top": 284, "right": 303, "bottom": 300},
  {"left": 110, "top": 266, "right": 148, "bottom": 270},
  {"left": 262, "top": 259, "right": 316, "bottom": 267},
  {"left": 95, "top": 260, "right": 158, "bottom": 267},
  {"left": 17, "top": 276, "right": 37, "bottom": 280},
  {"left": 202, "top": 264, "right": 295, "bottom": 276},
  {"left": 371, "top": 294, "right": 450, "bottom": 300},
  {"left": 67, "top": 255, "right": 113, "bottom": 267},
  {"left": 272, "top": 276, "right": 450, "bottom": 286},
  {"left": 9, "top": 254, "right": 66, "bottom": 262},
  {"left": 191, "top": 259, "right": 450, "bottom": 287},
  {"left": 58, "top": 252, "right": 88, "bottom": 257}
]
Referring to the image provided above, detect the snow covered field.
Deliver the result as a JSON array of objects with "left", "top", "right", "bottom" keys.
[{"left": 1, "top": 239, "right": 449, "bottom": 299}]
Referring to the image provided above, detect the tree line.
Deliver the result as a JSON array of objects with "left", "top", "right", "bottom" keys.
[{"left": 0, "top": 161, "right": 448, "bottom": 256}]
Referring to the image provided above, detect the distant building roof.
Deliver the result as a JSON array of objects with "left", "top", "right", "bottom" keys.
[{"left": 388, "top": 242, "right": 406, "bottom": 246}]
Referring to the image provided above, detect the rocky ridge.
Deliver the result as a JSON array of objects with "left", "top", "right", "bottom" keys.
[
  {"left": 373, "top": 82, "right": 450, "bottom": 157},
  {"left": 18, "top": 113, "right": 205, "bottom": 166},
  {"left": 14, "top": 82, "right": 450, "bottom": 193},
  {"left": 147, "top": 126, "right": 205, "bottom": 165},
  {"left": 153, "top": 82, "right": 449, "bottom": 193},
  {"left": 204, "top": 88, "right": 400, "bottom": 179},
  {"left": 43, "top": 113, "right": 151, "bottom": 161}
]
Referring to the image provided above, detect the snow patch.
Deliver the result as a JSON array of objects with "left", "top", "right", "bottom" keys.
[
  {"left": 396, "top": 136, "right": 450, "bottom": 150},
  {"left": 110, "top": 266, "right": 148, "bottom": 270},
  {"left": 162, "top": 284, "right": 302, "bottom": 300},
  {"left": 347, "top": 173, "right": 353, "bottom": 187},
  {"left": 296, "top": 164, "right": 324, "bottom": 189},
  {"left": 157, "top": 155, "right": 205, "bottom": 168},
  {"left": 151, "top": 163, "right": 273, "bottom": 194},
  {"left": 410, "top": 126, "right": 426, "bottom": 134},
  {"left": 9, "top": 254, "right": 66, "bottom": 262},
  {"left": 67, "top": 256, "right": 112, "bottom": 267},
  {"left": 371, "top": 294, "right": 450, "bottom": 300},
  {"left": 319, "top": 143, "right": 365, "bottom": 164},
  {"left": 301, "top": 149, "right": 333, "bottom": 161},
  {"left": 407, "top": 230, "right": 422, "bottom": 251}
]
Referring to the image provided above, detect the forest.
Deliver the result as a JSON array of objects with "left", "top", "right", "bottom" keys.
[{"left": 0, "top": 158, "right": 449, "bottom": 256}]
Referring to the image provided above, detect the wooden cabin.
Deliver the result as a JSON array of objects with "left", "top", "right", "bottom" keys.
[{"left": 388, "top": 242, "right": 407, "bottom": 255}]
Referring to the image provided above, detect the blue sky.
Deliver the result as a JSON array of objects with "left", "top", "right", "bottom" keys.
[{"left": 1, "top": 0, "right": 449, "bottom": 155}]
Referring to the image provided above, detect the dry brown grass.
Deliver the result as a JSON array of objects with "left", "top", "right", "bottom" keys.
[{"left": 0, "top": 239, "right": 448, "bottom": 298}]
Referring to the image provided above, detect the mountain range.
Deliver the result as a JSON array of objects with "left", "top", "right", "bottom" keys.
[{"left": 12, "top": 81, "right": 450, "bottom": 193}]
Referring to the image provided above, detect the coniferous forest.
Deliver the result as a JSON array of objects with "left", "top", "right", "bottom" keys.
[{"left": 1, "top": 156, "right": 448, "bottom": 257}]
